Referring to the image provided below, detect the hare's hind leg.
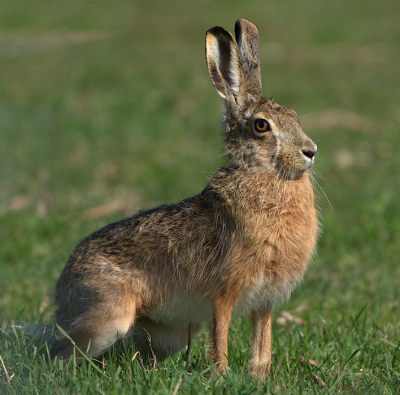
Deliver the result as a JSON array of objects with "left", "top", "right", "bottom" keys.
[{"left": 58, "top": 296, "right": 137, "bottom": 362}]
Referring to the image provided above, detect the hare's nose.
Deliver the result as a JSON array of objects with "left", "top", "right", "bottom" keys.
[
  {"left": 302, "top": 148, "right": 316, "bottom": 160},
  {"left": 302, "top": 141, "right": 317, "bottom": 160}
]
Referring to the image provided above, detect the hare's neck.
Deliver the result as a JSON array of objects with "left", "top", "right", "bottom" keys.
[{"left": 207, "top": 168, "right": 315, "bottom": 220}]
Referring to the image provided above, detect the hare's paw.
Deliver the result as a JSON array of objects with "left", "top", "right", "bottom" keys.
[{"left": 249, "top": 359, "right": 271, "bottom": 381}]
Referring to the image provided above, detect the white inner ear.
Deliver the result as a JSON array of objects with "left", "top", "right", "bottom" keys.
[
  {"left": 207, "top": 36, "right": 226, "bottom": 99},
  {"left": 228, "top": 54, "right": 241, "bottom": 97},
  {"left": 207, "top": 34, "right": 241, "bottom": 99},
  {"left": 207, "top": 35, "right": 220, "bottom": 69}
]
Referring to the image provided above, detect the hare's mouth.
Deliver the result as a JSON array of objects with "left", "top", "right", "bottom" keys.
[{"left": 275, "top": 156, "right": 314, "bottom": 180}]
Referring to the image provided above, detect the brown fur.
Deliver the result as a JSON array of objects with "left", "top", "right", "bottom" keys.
[{"left": 52, "top": 18, "right": 319, "bottom": 380}]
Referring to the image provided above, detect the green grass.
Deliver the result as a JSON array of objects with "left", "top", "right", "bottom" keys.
[{"left": 1, "top": 0, "right": 399, "bottom": 393}]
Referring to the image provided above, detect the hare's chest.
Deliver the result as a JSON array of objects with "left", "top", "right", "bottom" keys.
[
  {"left": 233, "top": 232, "right": 312, "bottom": 314},
  {"left": 234, "top": 277, "right": 271, "bottom": 315},
  {"left": 234, "top": 274, "right": 295, "bottom": 315}
]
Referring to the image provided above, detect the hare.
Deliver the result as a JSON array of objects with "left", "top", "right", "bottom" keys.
[{"left": 52, "top": 18, "right": 318, "bottom": 379}]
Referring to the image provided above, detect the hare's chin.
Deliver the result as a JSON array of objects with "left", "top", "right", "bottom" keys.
[
  {"left": 300, "top": 159, "right": 315, "bottom": 174},
  {"left": 280, "top": 166, "right": 312, "bottom": 181}
]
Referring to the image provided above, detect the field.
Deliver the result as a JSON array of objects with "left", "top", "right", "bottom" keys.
[{"left": 1, "top": 0, "right": 399, "bottom": 393}]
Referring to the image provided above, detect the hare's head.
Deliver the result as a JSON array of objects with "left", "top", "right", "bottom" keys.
[{"left": 206, "top": 18, "right": 317, "bottom": 180}]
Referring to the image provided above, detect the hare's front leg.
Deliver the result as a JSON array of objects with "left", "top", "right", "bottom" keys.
[
  {"left": 249, "top": 304, "right": 273, "bottom": 380},
  {"left": 210, "top": 295, "right": 234, "bottom": 373}
]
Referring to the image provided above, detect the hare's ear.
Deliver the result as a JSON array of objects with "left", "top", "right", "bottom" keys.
[
  {"left": 234, "top": 18, "right": 263, "bottom": 97},
  {"left": 205, "top": 26, "right": 246, "bottom": 107}
]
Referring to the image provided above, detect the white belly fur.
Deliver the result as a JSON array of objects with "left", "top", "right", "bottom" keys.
[
  {"left": 132, "top": 294, "right": 211, "bottom": 358},
  {"left": 234, "top": 275, "right": 295, "bottom": 315},
  {"left": 132, "top": 276, "right": 294, "bottom": 358}
]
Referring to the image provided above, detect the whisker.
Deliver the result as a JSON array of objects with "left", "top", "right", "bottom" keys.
[
  {"left": 310, "top": 171, "right": 333, "bottom": 212},
  {"left": 311, "top": 137, "right": 333, "bottom": 143},
  {"left": 313, "top": 156, "right": 329, "bottom": 164},
  {"left": 275, "top": 166, "right": 285, "bottom": 228},
  {"left": 312, "top": 168, "right": 333, "bottom": 194}
]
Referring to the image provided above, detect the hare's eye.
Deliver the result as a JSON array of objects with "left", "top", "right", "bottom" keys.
[{"left": 254, "top": 119, "right": 271, "bottom": 135}]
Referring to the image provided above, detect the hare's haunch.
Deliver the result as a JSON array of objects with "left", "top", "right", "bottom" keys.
[{"left": 53, "top": 18, "right": 318, "bottom": 380}]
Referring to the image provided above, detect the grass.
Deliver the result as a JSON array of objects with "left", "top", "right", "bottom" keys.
[{"left": 1, "top": 0, "right": 399, "bottom": 393}]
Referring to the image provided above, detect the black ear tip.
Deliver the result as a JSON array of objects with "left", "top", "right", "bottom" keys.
[
  {"left": 207, "top": 26, "right": 228, "bottom": 37},
  {"left": 234, "top": 18, "right": 258, "bottom": 42},
  {"left": 234, "top": 20, "right": 242, "bottom": 41},
  {"left": 235, "top": 17, "right": 250, "bottom": 25},
  {"left": 235, "top": 18, "right": 248, "bottom": 34}
]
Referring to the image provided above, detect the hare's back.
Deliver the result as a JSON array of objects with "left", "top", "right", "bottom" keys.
[{"left": 55, "top": 194, "right": 219, "bottom": 305}]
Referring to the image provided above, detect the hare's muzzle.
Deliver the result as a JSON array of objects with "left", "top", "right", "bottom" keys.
[{"left": 301, "top": 141, "right": 317, "bottom": 167}]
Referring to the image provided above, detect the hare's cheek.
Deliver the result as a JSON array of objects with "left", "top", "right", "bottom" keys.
[
  {"left": 273, "top": 154, "right": 287, "bottom": 176},
  {"left": 261, "top": 134, "right": 278, "bottom": 160}
]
